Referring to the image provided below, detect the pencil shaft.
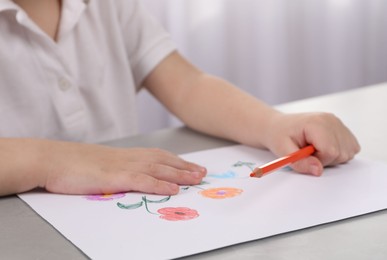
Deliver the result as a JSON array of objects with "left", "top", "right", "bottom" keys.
[{"left": 251, "top": 145, "right": 315, "bottom": 178}]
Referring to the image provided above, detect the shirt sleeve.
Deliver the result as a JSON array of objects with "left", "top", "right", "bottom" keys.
[{"left": 115, "top": 0, "right": 176, "bottom": 90}]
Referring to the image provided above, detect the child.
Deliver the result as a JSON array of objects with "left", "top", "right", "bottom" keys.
[{"left": 0, "top": 0, "right": 360, "bottom": 196}]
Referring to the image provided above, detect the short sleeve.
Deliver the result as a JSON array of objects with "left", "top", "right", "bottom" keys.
[{"left": 115, "top": 0, "right": 176, "bottom": 90}]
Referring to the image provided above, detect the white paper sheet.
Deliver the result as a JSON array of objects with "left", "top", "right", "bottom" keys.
[{"left": 18, "top": 145, "right": 387, "bottom": 260}]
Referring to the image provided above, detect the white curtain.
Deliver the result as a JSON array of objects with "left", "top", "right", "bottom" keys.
[{"left": 137, "top": 0, "right": 387, "bottom": 133}]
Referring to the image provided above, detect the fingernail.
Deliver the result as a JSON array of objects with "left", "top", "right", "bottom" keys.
[
  {"left": 199, "top": 167, "right": 207, "bottom": 173},
  {"left": 168, "top": 183, "right": 179, "bottom": 193},
  {"left": 190, "top": 171, "right": 203, "bottom": 178},
  {"left": 310, "top": 165, "right": 321, "bottom": 176}
]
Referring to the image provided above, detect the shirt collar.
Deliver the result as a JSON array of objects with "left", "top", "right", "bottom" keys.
[
  {"left": 59, "top": 0, "right": 91, "bottom": 40},
  {"left": 0, "top": 0, "right": 91, "bottom": 40},
  {"left": 0, "top": 0, "right": 21, "bottom": 13},
  {"left": 0, "top": 0, "right": 91, "bottom": 13}
]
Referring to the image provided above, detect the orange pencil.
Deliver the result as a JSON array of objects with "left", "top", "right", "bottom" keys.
[{"left": 250, "top": 145, "right": 316, "bottom": 178}]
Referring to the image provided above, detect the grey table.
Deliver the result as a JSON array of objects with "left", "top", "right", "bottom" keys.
[{"left": 1, "top": 83, "right": 387, "bottom": 259}]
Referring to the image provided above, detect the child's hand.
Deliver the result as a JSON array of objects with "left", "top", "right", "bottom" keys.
[
  {"left": 0, "top": 139, "right": 206, "bottom": 196},
  {"left": 41, "top": 141, "right": 207, "bottom": 195},
  {"left": 263, "top": 112, "right": 361, "bottom": 176}
]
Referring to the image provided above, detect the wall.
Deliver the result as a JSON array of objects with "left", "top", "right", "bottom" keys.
[{"left": 137, "top": 0, "right": 387, "bottom": 133}]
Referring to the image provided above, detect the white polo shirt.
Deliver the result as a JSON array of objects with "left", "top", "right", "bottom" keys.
[{"left": 0, "top": 0, "right": 175, "bottom": 143}]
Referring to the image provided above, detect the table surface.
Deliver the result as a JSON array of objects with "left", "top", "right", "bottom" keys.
[{"left": 1, "top": 83, "right": 387, "bottom": 260}]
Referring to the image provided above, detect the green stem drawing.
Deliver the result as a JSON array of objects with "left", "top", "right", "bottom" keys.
[
  {"left": 142, "top": 196, "right": 156, "bottom": 214},
  {"left": 182, "top": 181, "right": 209, "bottom": 191},
  {"left": 117, "top": 196, "right": 171, "bottom": 214},
  {"left": 232, "top": 161, "right": 256, "bottom": 171}
]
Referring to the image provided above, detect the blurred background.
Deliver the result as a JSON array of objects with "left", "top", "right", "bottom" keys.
[{"left": 137, "top": 0, "right": 387, "bottom": 133}]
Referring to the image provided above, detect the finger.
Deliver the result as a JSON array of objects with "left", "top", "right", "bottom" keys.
[
  {"left": 271, "top": 139, "right": 323, "bottom": 176},
  {"left": 128, "top": 174, "right": 181, "bottom": 195},
  {"left": 127, "top": 162, "right": 206, "bottom": 186},
  {"left": 303, "top": 113, "right": 361, "bottom": 166},
  {"left": 328, "top": 133, "right": 361, "bottom": 165},
  {"left": 103, "top": 172, "right": 180, "bottom": 196},
  {"left": 312, "top": 144, "right": 340, "bottom": 166},
  {"left": 126, "top": 148, "right": 207, "bottom": 173},
  {"left": 290, "top": 156, "right": 323, "bottom": 177},
  {"left": 130, "top": 175, "right": 180, "bottom": 195},
  {"left": 312, "top": 140, "right": 355, "bottom": 166}
]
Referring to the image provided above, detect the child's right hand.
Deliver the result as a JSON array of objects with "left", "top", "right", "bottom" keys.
[{"left": 0, "top": 139, "right": 207, "bottom": 196}]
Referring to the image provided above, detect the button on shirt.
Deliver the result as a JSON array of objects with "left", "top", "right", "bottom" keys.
[{"left": 0, "top": 0, "right": 175, "bottom": 143}]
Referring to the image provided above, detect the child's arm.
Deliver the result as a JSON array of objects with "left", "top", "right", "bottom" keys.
[
  {"left": 143, "top": 51, "right": 361, "bottom": 176},
  {"left": 0, "top": 138, "right": 206, "bottom": 196}
]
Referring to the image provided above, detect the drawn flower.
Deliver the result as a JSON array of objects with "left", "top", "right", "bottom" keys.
[
  {"left": 85, "top": 193, "right": 125, "bottom": 201},
  {"left": 157, "top": 207, "right": 199, "bottom": 221},
  {"left": 199, "top": 187, "right": 243, "bottom": 199}
]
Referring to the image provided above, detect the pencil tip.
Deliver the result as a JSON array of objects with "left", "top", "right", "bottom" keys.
[{"left": 251, "top": 168, "right": 264, "bottom": 178}]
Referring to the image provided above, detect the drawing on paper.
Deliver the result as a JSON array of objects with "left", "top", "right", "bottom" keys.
[
  {"left": 84, "top": 160, "right": 249, "bottom": 220},
  {"left": 117, "top": 196, "right": 200, "bottom": 221},
  {"left": 158, "top": 207, "right": 199, "bottom": 221},
  {"left": 183, "top": 181, "right": 244, "bottom": 199},
  {"left": 207, "top": 161, "right": 256, "bottom": 179},
  {"left": 117, "top": 196, "right": 170, "bottom": 214},
  {"left": 232, "top": 161, "right": 256, "bottom": 171},
  {"left": 207, "top": 170, "right": 237, "bottom": 179},
  {"left": 85, "top": 193, "right": 126, "bottom": 201},
  {"left": 199, "top": 187, "right": 243, "bottom": 199}
]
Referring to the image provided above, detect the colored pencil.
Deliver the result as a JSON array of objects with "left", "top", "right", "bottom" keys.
[{"left": 250, "top": 145, "right": 316, "bottom": 178}]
